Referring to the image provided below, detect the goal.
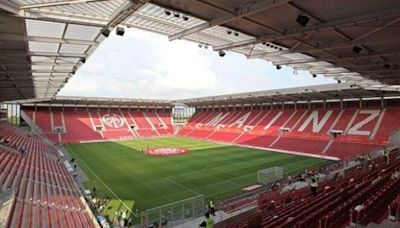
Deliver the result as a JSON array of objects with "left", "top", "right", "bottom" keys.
[{"left": 258, "top": 166, "right": 284, "bottom": 185}]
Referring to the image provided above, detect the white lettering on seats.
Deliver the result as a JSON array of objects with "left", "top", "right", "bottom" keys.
[
  {"left": 229, "top": 112, "right": 251, "bottom": 128},
  {"left": 347, "top": 110, "right": 380, "bottom": 136},
  {"left": 264, "top": 111, "right": 283, "bottom": 129},
  {"left": 298, "top": 110, "right": 333, "bottom": 133},
  {"left": 206, "top": 112, "right": 230, "bottom": 126}
]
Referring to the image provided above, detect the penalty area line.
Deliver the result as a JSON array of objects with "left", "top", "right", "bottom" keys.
[
  {"left": 66, "top": 145, "right": 138, "bottom": 217},
  {"left": 164, "top": 176, "right": 201, "bottom": 196}
]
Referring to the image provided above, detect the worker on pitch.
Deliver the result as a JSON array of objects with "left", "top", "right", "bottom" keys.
[
  {"left": 310, "top": 173, "right": 319, "bottom": 196},
  {"left": 208, "top": 199, "right": 215, "bottom": 216}
]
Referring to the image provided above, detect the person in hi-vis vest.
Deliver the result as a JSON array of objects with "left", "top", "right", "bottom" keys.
[
  {"left": 200, "top": 212, "right": 214, "bottom": 228},
  {"left": 383, "top": 146, "right": 389, "bottom": 163},
  {"left": 208, "top": 199, "right": 215, "bottom": 216},
  {"left": 310, "top": 174, "right": 319, "bottom": 196}
]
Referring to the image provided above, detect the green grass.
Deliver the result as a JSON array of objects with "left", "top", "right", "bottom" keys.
[{"left": 66, "top": 137, "right": 329, "bottom": 220}]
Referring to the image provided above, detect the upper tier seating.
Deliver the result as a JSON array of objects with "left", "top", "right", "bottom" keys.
[
  {"left": 179, "top": 106, "right": 400, "bottom": 160},
  {"left": 0, "top": 122, "right": 95, "bottom": 227},
  {"left": 24, "top": 108, "right": 174, "bottom": 144}
]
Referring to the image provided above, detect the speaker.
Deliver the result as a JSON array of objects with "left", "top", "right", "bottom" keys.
[
  {"left": 352, "top": 46, "right": 362, "bottom": 54},
  {"left": 116, "top": 27, "right": 125, "bottom": 36},
  {"left": 296, "top": 15, "right": 310, "bottom": 27},
  {"left": 102, "top": 28, "right": 110, "bottom": 37}
]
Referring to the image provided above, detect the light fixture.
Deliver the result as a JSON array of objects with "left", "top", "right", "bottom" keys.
[
  {"left": 198, "top": 43, "right": 202, "bottom": 48},
  {"left": 337, "top": 80, "right": 341, "bottom": 84},
  {"left": 101, "top": 28, "right": 110, "bottom": 37},
  {"left": 296, "top": 14, "right": 310, "bottom": 27},
  {"left": 234, "top": 32, "right": 239, "bottom": 36},
  {"left": 164, "top": 10, "right": 171, "bottom": 16},
  {"left": 352, "top": 46, "right": 362, "bottom": 54},
  {"left": 80, "top": 57, "right": 86, "bottom": 63},
  {"left": 276, "top": 65, "right": 282, "bottom": 70},
  {"left": 174, "top": 12, "right": 180, "bottom": 18},
  {"left": 219, "top": 50, "right": 226, "bottom": 57},
  {"left": 182, "top": 16, "right": 189, "bottom": 21},
  {"left": 226, "top": 30, "right": 232, "bottom": 35},
  {"left": 312, "top": 74, "right": 317, "bottom": 78},
  {"left": 204, "top": 45, "right": 208, "bottom": 49}
]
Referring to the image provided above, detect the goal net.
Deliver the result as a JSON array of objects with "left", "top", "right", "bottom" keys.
[{"left": 258, "top": 166, "right": 284, "bottom": 185}]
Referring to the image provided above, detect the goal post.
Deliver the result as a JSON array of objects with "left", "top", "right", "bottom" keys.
[{"left": 258, "top": 166, "right": 284, "bottom": 185}]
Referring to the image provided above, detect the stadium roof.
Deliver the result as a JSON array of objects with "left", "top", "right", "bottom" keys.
[
  {"left": 6, "top": 83, "right": 400, "bottom": 107},
  {"left": 1, "top": 0, "right": 400, "bottom": 102},
  {"left": 15, "top": 95, "right": 172, "bottom": 107},
  {"left": 178, "top": 83, "right": 400, "bottom": 106}
]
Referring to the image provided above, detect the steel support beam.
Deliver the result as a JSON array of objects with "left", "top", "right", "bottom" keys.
[
  {"left": 214, "top": 8, "right": 400, "bottom": 51},
  {"left": 168, "top": 0, "right": 290, "bottom": 41},
  {"left": 248, "top": 35, "right": 399, "bottom": 59},
  {"left": 107, "top": 0, "right": 150, "bottom": 28},
  {"left": 0, "top": 1, "right": 20, "bottom": 14},
  {"left": 0, "top": 33, "right": 98, "bottom": 46},
  {"left": 0, "top": 50, "right": 86, "bottom": 58},
  {"left": 19, "top": 0, "right": 108, "bottom": 9}
]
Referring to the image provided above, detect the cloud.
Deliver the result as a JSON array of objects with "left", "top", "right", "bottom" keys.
[
  {"left": 152, "top": 41, "right": 217, "bottom": 90},
  {"left": 59, "top": 28, "right": 335, "bottom": 99}
]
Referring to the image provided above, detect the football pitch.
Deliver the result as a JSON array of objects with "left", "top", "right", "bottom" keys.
[{"left": 66, "top": 137, "right": 329, "bottom": 218}]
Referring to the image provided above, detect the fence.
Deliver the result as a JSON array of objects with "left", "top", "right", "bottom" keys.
[{"left": 139, "top": 195, "right": 205, "bottom": 227}]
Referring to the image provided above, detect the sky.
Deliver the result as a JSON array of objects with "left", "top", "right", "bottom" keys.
[{"left": 59, "top": 28, "right": 336, "bottom": 100}]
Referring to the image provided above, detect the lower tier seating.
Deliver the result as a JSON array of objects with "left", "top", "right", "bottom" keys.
[
  {"left": 217, "top": 152, "right": 400, "bottom": 228},
  {"left": 0, "top": 122, "right": 96, "bottom": 227}
]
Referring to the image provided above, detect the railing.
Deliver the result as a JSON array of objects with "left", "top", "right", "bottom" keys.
[
  {"left": 0, "top": 188, "right": 15, "bottom": 228},
  {"left": 139, "top": 195, "right": 205, "bottom": 228},
  {"left": 389, "top": 129, "right": 400, "bottom": 147},
  {"left": 216, "top": 159, "right": 341, "bottom": 213}
]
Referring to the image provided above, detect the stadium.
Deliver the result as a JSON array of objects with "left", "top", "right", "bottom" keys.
[{"left": 1, "top": 0, "right": 400, "bottom": 228}]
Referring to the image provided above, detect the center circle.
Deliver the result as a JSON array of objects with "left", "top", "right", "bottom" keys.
[{"left": 145, "top": 147, "right": 189, "bottom": 156}]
